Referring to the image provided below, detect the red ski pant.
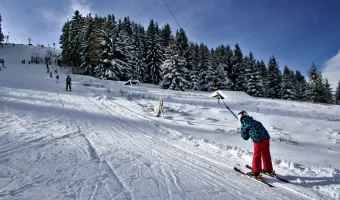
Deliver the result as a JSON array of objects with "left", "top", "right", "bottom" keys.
[{"left": 252, "top": 139, "right": 273, "bottom": 173}]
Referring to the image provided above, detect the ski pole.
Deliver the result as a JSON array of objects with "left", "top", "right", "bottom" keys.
[
  {"left": 210, "top": 90, "right": 238, "bottom": 120},
  {"left": 221, "top": 99, "right": 238, "bottom": 120}
]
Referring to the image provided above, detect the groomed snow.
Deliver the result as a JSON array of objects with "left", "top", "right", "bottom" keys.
[{"left": 0, "top": 44, "right": 339, "bottom": 199}]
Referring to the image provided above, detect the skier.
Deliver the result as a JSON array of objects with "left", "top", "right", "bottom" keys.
[
  {"left": 66, "top": 75, "right": 72, "bottom": 91},
  {"left": 238, "top": 111, "right": 275, "bottom": 180},
  {"left": 56, "top": 74, "right": 59, "bottom": 83},
  {"left": 50, "top": 71, "right": 53, "bottom": 78}
]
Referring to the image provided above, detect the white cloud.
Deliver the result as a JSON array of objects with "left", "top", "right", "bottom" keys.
[
  {"left": 42, "top": 0, "right": 92, "bottom": 24},
  {"left": 323, "top": 50, "right": 340, "bottom": 91},
  {"left": 68, "top": 0, "right": 91, "bottom": 15}
]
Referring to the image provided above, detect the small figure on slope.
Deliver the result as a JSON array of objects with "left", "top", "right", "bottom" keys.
[
  {"left": 66, "top": 75, "right": 72, "bottom": 91},
  {"left": 50, "top": 71, "right": 53, "bottom": 78},
  {"left": 238, "top": 111, "right": 275, "bottom": 180},
  {"left": 56, "top": 74, "right": 59, "bottom": 83}
]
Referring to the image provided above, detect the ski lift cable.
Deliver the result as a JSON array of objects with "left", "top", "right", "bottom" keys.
[
  {"left": 132, "top": 0, "right": 164, "bottom": 19},
  {"left": 163, "top": 0, "right": 182, "bottom": 29},
  {"left": 131, "top": 0, "right": 182, "bottom": 30}
]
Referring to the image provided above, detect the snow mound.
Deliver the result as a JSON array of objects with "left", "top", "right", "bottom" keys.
[{"left": 218, "top": 90, "right": 254, "bottom": 100}]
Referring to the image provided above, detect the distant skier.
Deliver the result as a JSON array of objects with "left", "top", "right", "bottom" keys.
[
  {"left": 238, "top": 111, "right": 275, "bottom": 180},
  {"left": 50, "top": 71, "right": 53, "bottom": 78},
  {"left": 56, "top": 74, "right": 59, "bottom": 83},
  {"left": 66, "top": 75, "right": 72, "bottom": 91}
]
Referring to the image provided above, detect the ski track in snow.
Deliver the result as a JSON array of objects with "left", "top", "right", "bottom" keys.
[{"left": 0, "top": 85, "right": 326, "bottom": 200}]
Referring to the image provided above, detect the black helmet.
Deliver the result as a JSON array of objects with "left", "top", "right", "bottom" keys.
[{"left": 237, "top": 111, "right": 249, "bottom": 123}]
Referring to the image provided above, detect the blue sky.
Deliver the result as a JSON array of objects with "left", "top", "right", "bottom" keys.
[{"left": 0, "top": 0, "right": 339, "bottom": 87}]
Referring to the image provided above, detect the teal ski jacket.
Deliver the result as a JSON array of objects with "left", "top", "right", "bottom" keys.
[{"left": 240, "top": 116, "right": 270, "bottom": 143}]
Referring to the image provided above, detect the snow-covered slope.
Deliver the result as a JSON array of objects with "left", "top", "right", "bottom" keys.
[
  {"left": 0, "top": 43, "right": 56, "bottom": 64},
  {"left": 0, "top": 45, "right": 339, "bottom": 199}
]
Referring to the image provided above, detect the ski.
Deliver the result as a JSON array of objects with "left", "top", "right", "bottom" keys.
[
  {"left": 246, "top": 165, "right": 289, "bottom": 183},
  {"left": 233, "top": 167, "right": 275, "bottom": 187}
]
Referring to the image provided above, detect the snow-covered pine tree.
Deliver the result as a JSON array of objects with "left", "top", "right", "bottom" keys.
[
  {"left": 244, "top": 52, "right": 258, "bottom": 96},
  {"left": 210, "top": 49, "right": 219, "bottom": 91},
  {"left": 198, "top": 44, "right": 214, "bottom": 91},
  {"left": 69, "top": 10, "right": 85, "bottom": 73},
  {"left": 186, "top": 42, "right": 196, "bottom": 89},
  {"left": 189, "top": 43, "right": 200, "bottom": 90},
  {"left": 175, "top": 28, "right": 190, "bottom": 83},
  {"left": 0, "top": 14, "right": 4, "bottom": 43},
  {"left": 281, "top": 66, "right": 296, "bottom": 100},
  {"left": 211, "top": 48, "right": 227, "bottom": 91},
  {"left": 116, "top": 29, "right": 133, "bottom": 81},
  {"left": 231, "top": 43, "right": 245, "bottom": 91},
  {"left": 130, "top": 23, "right": 147, "bottom": 82},
  {"left": 96, "top": 15, "right": 127, "bottom": 80},
  {"left": 255, "top": 60, "right": 265, "bottom": 97},
  {"left": 223, "top": 45, "right": 234, "bottom": 90},
  {"left": 215, "top": 45, "right": 226, "bottom": 66},
  {"left": 306, "top": 62, "right": 324, "bottom": 103},
  {"left": 266, "top": 56, "right": 282, "bottom": 98},
  {"left": 0, "top": 30, "right": 3, "bottom": 44},
  {"left": 322, "top": 78, "right": 333, "bottom": 104},
  {"left": 80, "top": 14, "right": 95, "bottom": 75},
  {"left": 335, "top": 80, "right": 340, "bottom": 105},
  {"left": 294, "top": 70, "right": 307, "bottom": 101},
  {"left": 259, "top": 60, "right": 267, "bottom": 77},
  {"left": 89, "top": 15, "right": 104, "bottom": 69},
  {"left": 121, "top": 16, "right": 133, "bottom": 36},
  {"left": 160, "top": 23, "right": 173, "bottom": 50},
  {"left": 145, "top": 20, "right": 164, "bottom": 84},
  {"left": 212, "top": 45, "right": 229, "bottom": 90},
  {"left": 160, "top": 29, "right": 189, "bottom": 91},
  {"left": 59, "top": 21, "right": 72, "bottom": 66}
]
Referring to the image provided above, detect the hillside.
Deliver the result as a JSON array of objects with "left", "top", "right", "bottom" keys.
[{"left": 0, "top": 44, "right": 339, "bottom": 199}]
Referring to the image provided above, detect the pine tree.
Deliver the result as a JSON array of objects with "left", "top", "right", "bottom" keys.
[
  {"left": 130, "top": 23, "right": 147, "bottom": 82},
  {"left": 306, "top": 62, "right": 324, "bottom": 103},
  {"left": 198, "top": 44, "right": 213, "bottom": 91},
  {"left": 0, "top": 14, "right": 3, "bottom": 43},
  {"left": 175, "top": 28, "right": 190, "bottom": 83},
  {"left": 59, "top": 21, "right": 72, "bottom": 66},
  {"left": 215, "top": 45, "right": 226, "bottom": 66},
  {"left": 231, "top": 44, "right": 245, "bottom": 91},
  {"left": 116, "top": 29, "right": 133, "bottom": 81},
  {"left": 121, "top": 16, "right": 133, "bottom": 36},
  {"left": 255, "top": 60, "right": 266, "bottom": 97},
  {"left": 80, "top": 14, "right": 95, "bottom": 75},
  {"left": 266, "top": 56, "right": 282, "bottom": 98},
  {"left": 69, "top": 10, "right": 85, "bottom": 72},
  {"left": 96, "top": 16, "right": 126, "bottom": 80},
  {"left": 335, "top": 80, "right": 340, "bottom": 105},
  {"left": 189, "top": 43, "right": 200, "bottom": 90},
  {"left": 90, "top": 15, "right": 104, "bottom": 68},
  {"left": 322, "top": 78, "right": 333, "bottom": 104},
  {"left": 160, "top": 23, "right": 173, "bottom": 49},
  {"left": 281, "top": 66, "right": 296, "bottom": 100},
  {"left": 244, "top": 52, "right": 258, "bottom": 96},
  {"left": 211, "top": 55, "right": 227, "bottom": 91},
  {"left": 294, "top": 70, "right": 307, "bottom": 101},
  {"left": 160, "top": 29, "right": 189, "bottom": 91},
  {"left": 223, "top": 45, "right": 234, "bottom": 90},
  {"left": 145, "top": 20, "right": 164, "bottom": 84}
]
